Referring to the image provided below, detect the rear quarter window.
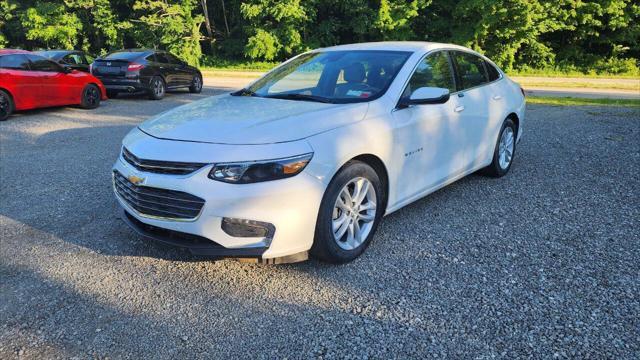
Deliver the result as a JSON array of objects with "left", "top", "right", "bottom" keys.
[{"left": 485, "top": 61, "right": 501, "bottom": 82}]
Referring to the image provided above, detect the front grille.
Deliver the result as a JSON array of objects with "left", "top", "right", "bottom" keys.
[
  {"left": 122, "top": 147, "right": 207, "bottom": 175},
  {"left": 113, "top": 171, "right": 205, "bottom": 220}
]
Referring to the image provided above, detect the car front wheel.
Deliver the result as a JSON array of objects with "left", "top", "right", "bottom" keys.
[
  {"left": 0, "top": 89, "right": 13, "bottom": 121},
  {"left": 311, "top": 161, "right": 384, "bottom": 263}
]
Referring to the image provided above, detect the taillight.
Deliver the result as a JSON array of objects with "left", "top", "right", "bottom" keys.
[{"left": 127, "top": 63, "right": 144, "bottom": 72}]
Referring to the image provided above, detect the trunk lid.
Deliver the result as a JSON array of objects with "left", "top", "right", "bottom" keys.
[{"left": 92, "top": 59, "right": 129, "bottom": 77}]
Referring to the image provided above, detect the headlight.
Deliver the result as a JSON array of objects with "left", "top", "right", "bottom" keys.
[{"left": 208, "top": 153, "right": 313, "bottom": 184}]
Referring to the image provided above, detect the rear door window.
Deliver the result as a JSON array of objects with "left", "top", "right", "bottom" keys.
[
  {"left": 155, "top": 53, "right": 171, "bottom": 64},
  {"left": 453, "top": 52, "right": 489, "bottom": 90},
  {"left": 165, "top": 53, "right": 183, "bottom": 64},
  {"left": 0, "top": 54, "right": 30, "bottom": 70},
  {"left": 25, "top": 55, "right": 62, "bottom": 72}
]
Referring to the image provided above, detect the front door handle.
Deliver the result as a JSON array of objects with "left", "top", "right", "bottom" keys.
[
  {"left": 454, "top": 105, "right": 465, "bottom": 113},
  {"left": 492, "top": 95, "right": 503, "bottom": 100}
]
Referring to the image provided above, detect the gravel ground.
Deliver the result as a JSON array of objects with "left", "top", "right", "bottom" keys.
[{"left": 1, "top": 86, "right": 639, "bottom": 359}]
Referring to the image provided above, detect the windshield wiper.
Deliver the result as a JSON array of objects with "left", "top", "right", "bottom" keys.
[
  {"left": 231, "top": 88, "right": 258, "bottom": 97},
  {"left": 265, "top": 93, "right": 333, "bottom": 103}
]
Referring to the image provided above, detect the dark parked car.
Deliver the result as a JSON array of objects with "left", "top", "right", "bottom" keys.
[
  {"left": 91, "top": 49, "right": 203, "bottom": 100},
  {"left": 35, "top": 50, "right": 94, "bottom": 73}
]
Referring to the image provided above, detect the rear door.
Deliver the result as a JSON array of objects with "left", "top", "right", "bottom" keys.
[
  {"left": 153, "top": 52, "right": 178, "bottom": 87},
  {"left": 0, "top": 54, "right": 37, "bottom": 110},
  {"left": 165, "top": 53, "right": 192, "bottom": 86},
  {"left": 451, "top": 51, "right": 492, "bottom": 167}
]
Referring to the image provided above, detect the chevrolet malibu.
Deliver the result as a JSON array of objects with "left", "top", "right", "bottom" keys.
[{"left": 113, "top": 42, "right": 525, "bottom": 264}]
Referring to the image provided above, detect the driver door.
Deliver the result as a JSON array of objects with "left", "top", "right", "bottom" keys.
[
  {"left": 391, "top": 51, "right": 466, "bottom": 203},
  {"left": 25, "top": 54, "right": 67, "bottom": 107}
]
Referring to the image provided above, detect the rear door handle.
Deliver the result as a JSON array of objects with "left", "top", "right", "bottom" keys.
[
  {"left": 492, "top": 95, "right": 503, "bottom": 100},
  {"left": 454, "top": 105, "right": 465, "bottom": 113}
]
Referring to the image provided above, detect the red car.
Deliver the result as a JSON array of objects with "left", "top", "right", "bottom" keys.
[{"left": 0, "top": 49, "right": 107, "bottom": 121}]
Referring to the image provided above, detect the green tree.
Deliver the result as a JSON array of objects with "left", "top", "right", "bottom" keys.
[
  {"left": 375, "top": 0, "right": 429, "bottom": 40},
  {"left": 240, "top": 0, "right": 308, "bottom": 60},
  {"left": 64, "top": 0, "right": 131, "bottom": 53},
  {"left": 132, "top": 0, "right": 204, "bottom": 66},
  {"left": 19, "top": 2, "right": 83, "bottom": 49},
  {"left": 0, "top": 0, "right": 17, "bottom": 47}
]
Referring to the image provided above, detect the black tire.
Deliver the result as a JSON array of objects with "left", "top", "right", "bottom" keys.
[
  {"left": 0, "top": 89, "right": 13, "bottom": 121},
  {"left": 482, "top": 118, "right": 517, "bottom": 177},
  {"left": 148, "top": 76, "right": 166, "bottom": 100},
  {"left": 106, "top": 90, "right": 119, "bottom": 99},
  {"left": 80, "top": 84, "right": 101, "bottom": 109},
  {"left": 311, "top": 161, "right": 385, "bottom": 263},
  {"left": 189, "top": 74, "right": 203, "bottom": 93}
]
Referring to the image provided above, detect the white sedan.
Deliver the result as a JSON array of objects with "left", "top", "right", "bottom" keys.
[{"left": 113, "top": 42, "right": 525, "bottom": 263}]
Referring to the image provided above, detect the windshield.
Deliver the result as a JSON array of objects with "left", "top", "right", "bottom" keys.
[{"left": 237, "top": 50, "right": 412, "bottom": 104}]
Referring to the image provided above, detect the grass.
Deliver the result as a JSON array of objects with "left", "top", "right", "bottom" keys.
[
  {"left": 515, "top": 79, "right": 639, "bottom": 91},
  {"left": 526, "top": 97, "right": 640, "bottom": 107}
]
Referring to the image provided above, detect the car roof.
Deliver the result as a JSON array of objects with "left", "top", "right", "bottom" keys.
[
  {"left": 0, "top": 49, "right": 31, "bottom": 55},
  {"left": 37, "top": 50, "right": 82, "bottom": 54},
  {"left": 317, "top": 41, "right": 472, "bottom": 53}
]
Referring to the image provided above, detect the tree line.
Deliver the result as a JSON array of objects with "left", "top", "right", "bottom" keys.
[{"left": 1, "top": 0, "right": 638, "bottom": 74}]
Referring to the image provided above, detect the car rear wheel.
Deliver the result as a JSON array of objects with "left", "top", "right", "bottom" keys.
[
  {"left": 482, "top": 118, "right": 517, "bottom": 177},
  {"left": 80, "top": 84, "right": 101, "bottom": 109},
  {"left": 311, "top": 161, "right": 384, "bottom": 263},
  {"left": 148, "top": 76, "right": 166, "bottom": 100},
  {"left": 0, "top": 90, "right": 13, "bottom": 121},
  {"left": 189, "top": 74, "right": 202, "bottom": 93}
]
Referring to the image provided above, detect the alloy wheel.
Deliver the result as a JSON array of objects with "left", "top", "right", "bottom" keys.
[
  {"left": 85, "top": 86, "right": 99, "bottom": 106},
  {"left": 193, "top": 76, "right": 202, "bottom": 91},
  {"left": 498, "top": 127, "right": 514, "bottom": 169},
  {"left": 154, "top": 79, "right": 165, "bottom": 97},
  {"left": 332, "top": 177, "right": 377, "bottom": 250}
]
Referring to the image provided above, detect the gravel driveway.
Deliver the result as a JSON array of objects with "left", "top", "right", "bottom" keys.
[{"left": 1, "top": 86, "right": 639, "bottom": 359}]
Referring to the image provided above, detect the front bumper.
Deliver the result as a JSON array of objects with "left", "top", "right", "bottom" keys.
[{"left": 112, "top": 143, "right": 325, "bottom": 261}]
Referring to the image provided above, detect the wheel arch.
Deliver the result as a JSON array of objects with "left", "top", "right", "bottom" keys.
[
  {"left": 506, "top": 112, "right": 520, "bottom": 135},
  {"left": 0, "top": 86, "right": 14, "bottom": 102},
  {"left": 0, "top": 86, "right": 15, "bottom": 110},
  {"left": 348, "top": 153, "right": 390, "bottom": 214}
]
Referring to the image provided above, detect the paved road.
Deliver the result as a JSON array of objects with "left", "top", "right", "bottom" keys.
[{"left": 1, "top": 87, "right": 639, "bottom": 358}]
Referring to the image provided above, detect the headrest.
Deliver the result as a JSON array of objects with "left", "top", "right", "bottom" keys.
[{"left": 343, "top": 63, "right": 366, "bottom": 83}]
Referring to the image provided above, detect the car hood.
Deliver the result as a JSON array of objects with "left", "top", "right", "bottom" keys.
[{"left": 138, "top": 94, "right": 369, "bottom": 145}]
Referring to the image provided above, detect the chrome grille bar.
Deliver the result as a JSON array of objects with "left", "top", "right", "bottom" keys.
[
  {"left": 113, "top": 171, "right": 205, "bottom": 220},
  {"left": 122, "top": 147, "right": 207, "bottom": 175}
]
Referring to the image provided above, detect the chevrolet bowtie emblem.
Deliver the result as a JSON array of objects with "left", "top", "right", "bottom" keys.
[{"left": 128, "top": 174, "right": 145, "bottom": 185}]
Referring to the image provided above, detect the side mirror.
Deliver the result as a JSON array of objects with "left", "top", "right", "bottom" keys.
[
  {"left": 408, "top": 87, "right": 450, "bottom": 105},
  {"left": 398, "top": 87, "right": 450, "bottom": 108},
  {"left": 61, "top": 65, "right": 73, "bottom": 74}
]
